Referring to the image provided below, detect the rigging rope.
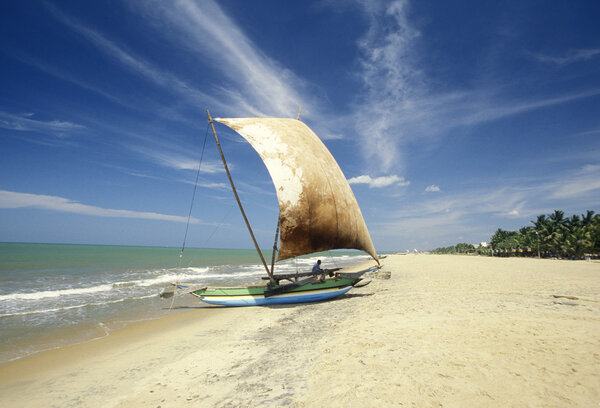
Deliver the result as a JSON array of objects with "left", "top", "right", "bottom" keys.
[
  {"left": 178, "top": 122, "right": 210, "bottom": 268},
  {"left": 168, "top": 122, "right": 210, "bottom": 310},
  {"left": 201, "top": 204, "right": 236, "bottom": 247},
  {"left": 327, "top": 250, "right": 341, "bottom": 269}
]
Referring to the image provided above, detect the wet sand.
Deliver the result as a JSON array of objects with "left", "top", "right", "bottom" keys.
[{"left": 1, "top": 254, "right": 599, "bottom": 407}]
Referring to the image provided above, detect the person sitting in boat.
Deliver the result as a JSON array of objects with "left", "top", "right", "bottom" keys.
[{"left": 312, "top": 260, "right": 326, "bottom": 281}]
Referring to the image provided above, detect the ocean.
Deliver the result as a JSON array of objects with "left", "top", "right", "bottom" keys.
[{"left": 0, "top": 243, "right": 369, "bottom": 364}]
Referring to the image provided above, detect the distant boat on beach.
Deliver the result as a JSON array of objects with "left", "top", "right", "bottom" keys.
[{"left": 162, "top": 111, "right": 380, "bottom": 306}]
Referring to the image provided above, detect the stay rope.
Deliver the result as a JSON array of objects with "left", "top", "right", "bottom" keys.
[
  {"left": 168, "top": 122, "right": 210, "bottom": 310},
  {"left": 326, "top": 251, "right": 342, "bottom": 269},
  {"left": 178, "top": 122, "right": 210, "bottom": 268}
]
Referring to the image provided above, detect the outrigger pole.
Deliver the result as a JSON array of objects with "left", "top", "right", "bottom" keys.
[
  {"left": 206, "top": 110, "right": 276, "bottom": 286},
  {"left": 270, "top": 216, "right": 280, "bottom": 276}
]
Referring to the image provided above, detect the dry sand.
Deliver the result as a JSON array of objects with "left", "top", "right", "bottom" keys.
[{"left": 0, "top": 254, "right": 599, "bottom": 407}]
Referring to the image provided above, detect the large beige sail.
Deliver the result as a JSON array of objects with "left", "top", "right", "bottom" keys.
[{"left": 215, "top": 117, "right": 379, "bottom": 263}]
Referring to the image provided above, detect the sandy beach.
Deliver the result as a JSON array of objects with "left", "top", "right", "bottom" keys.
[{"left": 1, "top": 254, "right": 599, "bottom": 407}]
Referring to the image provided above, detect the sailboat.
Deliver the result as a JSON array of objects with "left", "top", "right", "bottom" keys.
[{"left": 178, "top": 110, "right": 380, "bottom": 307}]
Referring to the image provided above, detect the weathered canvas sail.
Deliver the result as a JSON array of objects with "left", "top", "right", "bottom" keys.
[{"left": 215, "top": 117, "right": 379, "bottom": 263}]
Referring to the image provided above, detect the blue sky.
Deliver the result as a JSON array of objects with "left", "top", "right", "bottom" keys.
[{"left": 1, "top": 0, "right": 599, "bottom": 252}]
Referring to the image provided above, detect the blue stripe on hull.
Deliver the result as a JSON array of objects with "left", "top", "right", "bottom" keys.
[{"left": 197, "top": 285, "right": 353, "bottom": 307}]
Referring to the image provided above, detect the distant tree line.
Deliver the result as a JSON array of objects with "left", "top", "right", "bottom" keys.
[
  {"left": 430, "top": 210, "right": 600, "bottom": 260},
  {"left": 430, "top": 243, "right": 478, "bottom": 255}
]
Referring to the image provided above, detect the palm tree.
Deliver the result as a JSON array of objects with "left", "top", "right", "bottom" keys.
[
  {"left": 531, "top": 215, "right": 549, "bottom": 257},
  {"left": 548, "top": 210, "right": 567, "bottom": 257},
  {"left": 517, "top": 226, "right": 535, "bottom": 254},
  {"left": 583, "top": 211, "right": 600, "bottom": 257},
  {"left": 581, "top": 210, "right": 596, "bottom": 227},
  {"left": 564, "top": 226, "right": 592, "bottom": 259},
  {"left": 563, "top": 215, "right": 581, "bottom": 258}
]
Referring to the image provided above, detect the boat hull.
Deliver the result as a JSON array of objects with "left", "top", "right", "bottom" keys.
[{"left": 191, "top": 277, "right": 360, "bottom": 307}]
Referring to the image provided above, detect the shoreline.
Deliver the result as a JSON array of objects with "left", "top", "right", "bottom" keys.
[
  {"left": 0, "top": 245, "right": 370, "bottom": 365},
  {"left": 1, "top": 254, "right": 599, "bottom": 407},
  {"left": 0, "top": 256, "right": 376, "bottom": 365},
  {"left": 0, "top": 293, "right": 205, "bottom": 365},
  {"left": 0, "top": 258, "right": 378, "bottom": 366}
]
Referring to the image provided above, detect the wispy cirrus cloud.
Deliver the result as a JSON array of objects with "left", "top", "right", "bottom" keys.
[
  {"left": 530, "top": 48, "right": 600, "bottom": 65},
  {"left": 548, "top": 164, "right": 600, "bottom": 199},
  {"left": 44, "top": 3, "right": 215, "bottom": 110},
  {"left": 348, "top": 174, "right": 410, "bottom": 188},
  {"left": 0, "top": 111, "right": 84, "bottom": 135},
  {"left": 411, "top": 165, "right": 600, "bottom": 223},
  {"left": 350, "top": 1, "right": 600, "bottom": 174},
  {"left": 377, "top": 164, "right": 600, "bottom": 248},
  {"left": 129, "top": 146, "right": 224, "bottom": 173},
  {"left": 454, "top": 88, "right": 600, "bottom": 127},
  {"left": 133, "top": 0, "right": 309, "bottom": 119},
  {"left": 0, "top": 190, "right": 200, "bottom": 224},
  {"left": 351, "top": 0, "right": 420, "bottom": 173},
  {"left": 42, "top": 0, "right": 338, "bottom": 172}
]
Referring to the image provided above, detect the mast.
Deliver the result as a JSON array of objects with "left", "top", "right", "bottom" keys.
[{"left": 206, "top": 109, "right": 276, "bottom": 285}]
